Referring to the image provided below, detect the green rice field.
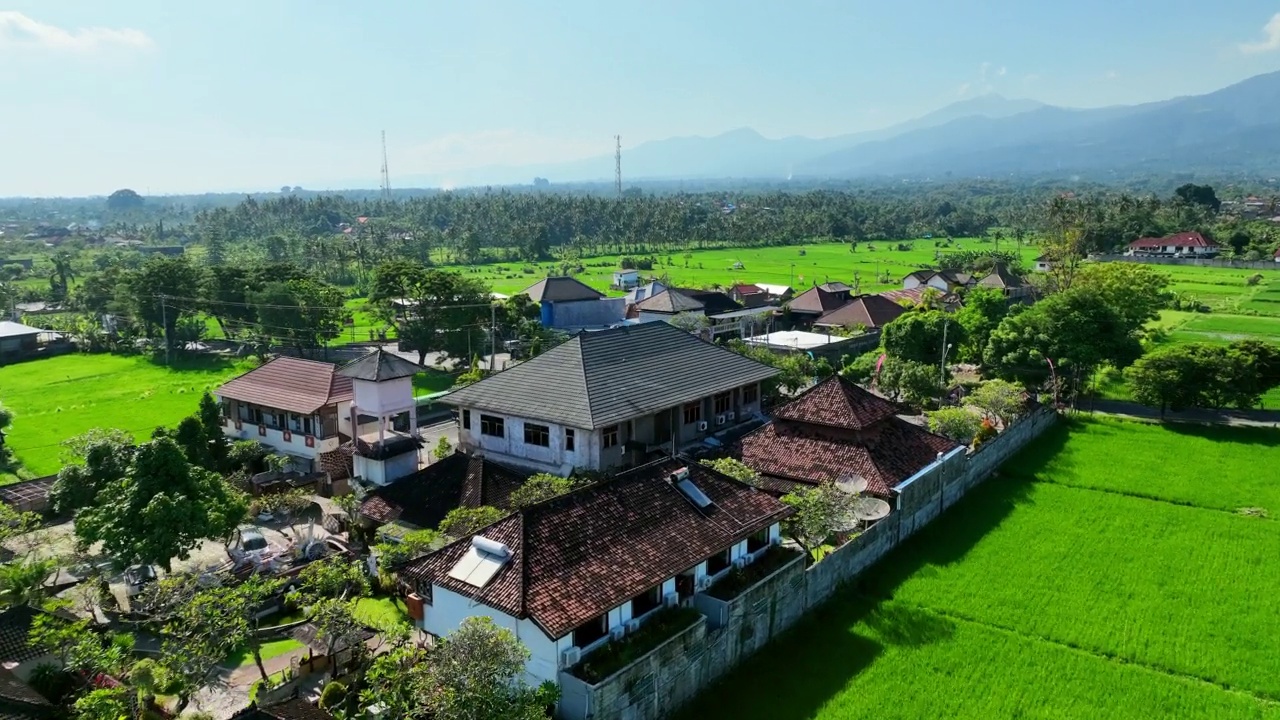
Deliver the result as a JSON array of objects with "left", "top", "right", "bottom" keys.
[{"left": 676, "top": 417, "right": 1280, "bottom": 720}]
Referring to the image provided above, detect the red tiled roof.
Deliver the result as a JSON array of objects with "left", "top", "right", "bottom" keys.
[
  {"left": 733, "top": 284, "right": 763, "bottom": 295},
  {"left": 217, "top": 357, "right": 353, "bottom": 415},
  {"left": 773, "top": 375, "right": 900, "bottom": 430},
  {"left": 1128, "top": 231, "right": 1217, "bottom": 249},
  {"left": 403, "top": 458, "right": 791, "bottom": 638},
  {"left": 787, "top": 286, "right": 849, "bottom": 315},
  {"left": 739, "top": 416, "right": 958, "bottom": 498},
  {"left": 358, "top": 453, "right": 527, "bottom": 530},
  {"left": 813, "top": 294, "right": 907, "bottom": 330}
]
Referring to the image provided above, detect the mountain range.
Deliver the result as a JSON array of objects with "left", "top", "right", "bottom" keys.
[{"left": 392, "top": 71, "right": 1280, "bottom": 188}]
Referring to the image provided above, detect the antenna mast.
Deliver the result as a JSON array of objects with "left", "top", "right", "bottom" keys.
[
  {"left": 614, "top": 134, "right": 622, "bottom": 197},
  {"left": 380, "top": 130, "right": 391, "bottom": 201}
]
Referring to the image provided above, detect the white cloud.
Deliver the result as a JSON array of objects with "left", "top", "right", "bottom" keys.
[
  {"left": 997, "top": 66, "right": 1007, "bottom": 76},
  {"left": 1240, "top": 12, "right": 1280, "bottom": 53},
  {"left": 956, "top": 82, "right": 972, "bottom": 97},
  {"left": 1104, "top": 69, "right": 1119, "bottom": 80},
  {"left": 0, "top": 11, "right": 152, "bottom": 52},
  {"left": 405, "top": 130, "right": 602, "bottom": 173}
]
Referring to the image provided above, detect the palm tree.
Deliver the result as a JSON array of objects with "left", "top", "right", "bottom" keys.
[{"left": 49, "top": 252, "right": 75, "bottom": 299}]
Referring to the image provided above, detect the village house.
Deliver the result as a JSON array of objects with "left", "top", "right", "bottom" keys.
[
  {"left": 1125, "top": 231, "right": 1220, "bottom": 258},
  {"left": 737, "top": 375, "right": 961, "bottom": 502},
  {"left": 441, "top": 322, "right": 777, "bottom": 474},
  {"left": 622, "top": 280, "right": 667, "bottom": 307},
  {"left": 611, "top": 269, "right": 640, "bottom": 290},
  {"left": 520, "top": 277, "right": 625, "bottom": 332},
  {"left": 0, "top": 667, "right": 55, "bottom": 720},
  {"left": 401, "top": 457, "right": 792, "bottom": 685},
  {"left": 1033, "top": 254, "right": 1056, "bottom": 273},
  {"left": 783, "top": 284, "right": 851, "bottom": 327},
  {"left": 901, "top": 269, "right": 974, "bottom": 293},
  {"left": 0, "top": 321, "right": 59, "bottom": 366},
  {"left": 728, "top": 284, "right": 768, "bottom": 307},
  {"left": 357, "top": 452, "right": 528, "bottom": 536},
  {"left": 977, "top": 265, "right": 1034, "bottom": 300},
  {"left": 812, "top": 294, "right": 907, "bottom": 333}
]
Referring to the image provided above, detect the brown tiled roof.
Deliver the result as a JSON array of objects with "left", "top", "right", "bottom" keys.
[
  {"left": 1129, "top": 231, "right": 1217, "bottom": 249},
  {"left": 813, "top": 294, "right": 907, "bottom": 330},
  {"left": 403, "top": 458, "right": 792, "bottom": 638},
  {"left": 878, "top": 287, "right": 961, "bottom": 309},
  {"left": 732, "top": 284, "right": 763, "bottom": 295},
  {"left": 358, "top": 452, "right": 527, "bottom": 530},
  {"left": 217, "top": 357, "right": 353, "bottom": 415},
  {"left": 786, "top": 286, "right": 847, "bottom": 315},
  {"left": 978, "top": 265, "right": 1025, "bottom": 289},
  {"left": 739, "top": 416, "right": 958, "bottom": 498},
  {"left": 773, "top": 375, "right": 900, "bottom": 430}
]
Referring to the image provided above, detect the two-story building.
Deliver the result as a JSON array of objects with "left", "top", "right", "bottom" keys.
[
  {"left": 216, "top": 356, "right": 355, "bottom": 474},
  {"left": 440, "top": 321, "right": 778, "bottom": 474},
  {"left": 401, "top": 457, "right": 792, "bottom": 685}
]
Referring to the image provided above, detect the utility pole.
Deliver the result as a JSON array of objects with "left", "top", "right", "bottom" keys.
[
  {"left": 160, "top": 294, "right": 170, "bottom": 366},
  {"left": 614, "top": 135, "right": 622, "bottom": 198},
  {"left": 938, "top": 320, "right": 950, "bottom": 405},
  {"left": 489, "top": 302, "right": 497, "bottom": 372}
]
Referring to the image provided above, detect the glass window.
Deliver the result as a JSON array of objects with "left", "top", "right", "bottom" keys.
[
  {"left": 743, "top": 384, "right": 759, "bottom": 404},
  {"left": 572, "top": 614, "right": 608, "bottom": 649},
  {"left": 565, "top": 428, "right": 575, "bottom": 452},
  {"left": 630, "top": 585, "right": 662, "bottom": 618},
  {"left": 524, "top": 423, "right": 550, "bottom": 447},
  {"left": 714, "top": 392, "right": 731, "bottom": 415},
  {"left": 462, "top": 410, "right": 471, "bottom": 430},
  {"left": 602, "top": 425, "right": 620, "bottom": 449},
  {"left": 706, "top": 547, "right": 732, "bottom": 576},
  {"left": 480, "top": 415, "right": 505, "bottom": 438},
  {"left": 747, "top": 527, "right": 770, "bottom": 553},
  {"left": 682, "top": 402, "right": 701, "bottom": 425}
]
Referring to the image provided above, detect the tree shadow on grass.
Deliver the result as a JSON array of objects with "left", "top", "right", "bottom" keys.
[{"left": 1160, "top": 420, "right": 1280, "bottom": 447}]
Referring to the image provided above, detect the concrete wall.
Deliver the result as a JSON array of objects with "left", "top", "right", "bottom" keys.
[
  {"left": 352, "top": 376, "right": 414, "bottom": 416},
  {"left": 457, "top": 408, "right": 590, "bottom": 474},
  {"left": 557, "top": 406, "right": 1058, "bottom": 720},
  {"left": 545, "top": 298, "right": 627, "bottom": 330},
  {"left": 1094, "top": 254, "right": 1280, "bottom": 270}
]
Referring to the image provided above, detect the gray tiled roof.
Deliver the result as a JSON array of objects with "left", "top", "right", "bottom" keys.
[
  {"left": 338, "top": 349, "right": 423, "bottom": 382},
  {"left": 520, "top": 277, "right": 605, "bottom": 303},
  {"left": 634, "top": 289, "right": 704, "bottom": 314},
  {"left": 441, "top": 322, "right": 778, "bottom": 429}
]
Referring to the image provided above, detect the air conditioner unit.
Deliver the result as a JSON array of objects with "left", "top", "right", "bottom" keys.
[
  {"left": 697, "top": 421, "right": 708, "bottom": 432},
  {"left": 733, "top": 556, "right": 748, "bottom": 569},
  {"left": 716, "top": 414, "right": 726, "bottom": 426},
  {"left": 561, "top": 647, "right": 581, "bottom": 667},
  {"left": 726, "top": 411, "right": 736, "bottom": 421},
  {"left": 695, "top": 576, "right": 711, "bottom": 591},
  {"left": 663, "top": 592, "right": 680, "bottom": 608},
  {"left": 625, "top": 619, "right": 641, "bottom": 634},
  {"left": 744, "top": 552, "right": 757, "bottom": 565},
  {"left": 609, "top": 625, "right": 626, "bottom": 641}
]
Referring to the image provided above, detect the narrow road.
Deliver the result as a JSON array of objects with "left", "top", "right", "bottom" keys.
[{"left": 1082, "top": 399, "right": 1280, "bottom": 428}]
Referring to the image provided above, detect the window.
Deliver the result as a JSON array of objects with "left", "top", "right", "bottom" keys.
[
  {"left": 743, "top": 384, "right": 759, "bottom": 405},
  {"left": 682, "top": 402, "right": 701, "bottom": 425},
  {"left": 714, "top": 392, "right": 731, "bottom": 415},
  {"left": 572, "top": 614, "right": 608, "bottom": 649},
  {"left": 480, "top": 415, "right": 505, "bottom": 438},
  {"left": 523, "top": 423, "right": 550, "bottom": 447},
  {"left": 747, "top": 527, "right": 770, "bottom": 554},
  {"left": 565, "top": 428, "right": 575, "bottom": 452},
  {"left": 462, "top": 411, "right": 471, "bottom": 430},
  {"left": 602, "top": 425, "right": 620, "bottom": 449},
  {"left": 706, "top": 547, "right": 732, "bottom": 577},
  {"left": 631, "top": 585, "right": 662, "bottom": 618}
]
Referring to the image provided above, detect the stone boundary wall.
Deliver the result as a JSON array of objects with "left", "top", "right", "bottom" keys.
[
  {"left": 559, "top": 406, "right": 1058, "bottom": 720},
  {"left": 1093, "top": 254, "right": 1280, "bottom": 271}
]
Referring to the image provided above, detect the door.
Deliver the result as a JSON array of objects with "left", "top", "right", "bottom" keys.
[{"left": 654, "top": 408, "right": 672, "bottom": 446}]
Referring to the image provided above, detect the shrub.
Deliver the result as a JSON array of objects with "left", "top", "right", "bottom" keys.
[
  {"left": 972, "top": 418, "right": 998, "bottom": 448},
  {"left": 926, "top": 407, "right": 981, "bottom": 443},
  {"left": 433, "top": 436, "right": 453, "bottom": 460},
  {"left": 319, "top": 681, "right": 347, "bottom": 711},
  {"left": 1246, "top": 273, "right": 1264, "bottom": 286}
]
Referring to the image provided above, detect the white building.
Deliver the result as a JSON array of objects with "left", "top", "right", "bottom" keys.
[
  {"left": 402, "top": 458, "right": 792, "bottom": 686},
  {"left": 1125, "top": 232, "right": 1220, "bottom": 258},
  {"left": 611, "top": 269, "right": 640, "bottom": 290},
  {"left": 336, "top": 349, "right": 429, "bottom": 486},
  {"left": 441, "top": 322, "right": 778, "bottom": 475}
]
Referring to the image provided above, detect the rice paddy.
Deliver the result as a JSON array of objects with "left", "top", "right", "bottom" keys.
[{"left": 675, "top": 416, "right": 1280, "bottom": 720}]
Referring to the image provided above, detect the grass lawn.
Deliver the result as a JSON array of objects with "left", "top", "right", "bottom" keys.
[
  {"left": 676, "top": 417, "right": 1280, "bottom": 719},
  {"left": 412, "top": 370, "right": 457, "bottom": 395},
  {"left": 353, "top": 596, "right": 413, "bottom": 632},
  {"left": 0, "top": 353, "right": 252, "bottom": 478},
  {"left": 223, "top": 638, "right": 305, "bottom": 669}
]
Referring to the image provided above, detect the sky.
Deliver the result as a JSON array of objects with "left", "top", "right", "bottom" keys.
[{"left": 4, "top": 0, "right": 1280, "bottom": 197}]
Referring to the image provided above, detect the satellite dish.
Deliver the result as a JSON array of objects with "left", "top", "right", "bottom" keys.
[{"left": 836, "top": 473, "right": 868, "bottom": 495}]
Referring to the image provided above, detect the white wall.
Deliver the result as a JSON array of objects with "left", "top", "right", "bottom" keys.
[
  {"left": 423, "top": 585, "right": 570, "bottom": 685},
  {"left": 903, "top": 276, "right": 923, "bottom": 290},
  {"left": 456, "top": 407, "right": 588, "bottom": 474},
  {"left": 352, "top": 377, "right": 415, "bottom": 416},
  {"left": 222, "top": 421, "right": 333, "bottom": 458}
]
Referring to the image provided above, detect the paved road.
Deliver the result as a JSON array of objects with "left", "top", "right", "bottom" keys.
[{"left": 1083, "top": 399, "right": 1280, "bottom": 428}]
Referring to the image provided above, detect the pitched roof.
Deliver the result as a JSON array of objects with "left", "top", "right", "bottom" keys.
[
  {"left": 623, "top": 281, "right": 667, "bottom": 305},
  {"left": 403, "top": 457, "right": 792, "bottom": 638},
  {"left": 732, "top": 284, "right": 763, "bottom": 295},
  {"left": 877, "top": 287, "right": 961, "bottom": 308},
  {"left": 978, "top": 265, "right": 1025, "bottom": 289},
  {"left": 338, "top": 349, "right": 423, "bottom": 382},
  {"left": 521, "top": 277, "right": 605, "bottom": 303},
  {"left": 230, "top": 699, "right": 333, "bottom": 720},
  {"left": 217, "top": 357, "right": 354, "bottom": 415},
  {"left": 813, "top": 294, "right": 907, "bottom": 330},
  {"left": 0, "top": 322, "right": 43, "bottom": 340},
  {"left": 0, "top": 606, "right": 45, "bottom": 664},
  {"left": 358, "top": 452, "right": 528, "bottom": 530},
  {"left": 440, "top": 322, "right": 778, "bottom": 430},
  {"left": 0, "top": 668, "right": 50, "bottom": 717},
  {"left": 634, "top": 288, "right": 705, "bottom": 314},
  {"left": 904, "top": 270, "right": 935, "bottom": 282},
  {"left": 773, "top": 375, "right": 900, "bottom": 430},
  {"left": 677, "top": 289, "right": 743, "bottom": 316},
  {"left": 1129, "top": 231, "right": 1218, "bottom": 249},
  {"left": 739, "top": 415, "right": 958, "bottom": 498},
  {"left": 786, "top": 286, "right": 847, "bottom": 315},
  {"left": 818, "top": 282, "right": 851, "bottom": 292}
]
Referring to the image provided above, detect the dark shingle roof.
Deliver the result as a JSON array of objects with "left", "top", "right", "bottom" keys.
[
  {"left": 440, "top": 322, "right": 778, "bottom": 430},
  {"left": 0, "top": 607, "right": 44, "bottom": 665},
  {"left": 403, "top": 457, "right": 792, "bottom": 638},
  {"left": 634, "top": 289, "right": 704, "bottom": 314},
  {"left": 678, "top": 289, "right": 743, "bottom": 316},
  {"left": 773, "top": 375, "right": 900, "bottom": 430},
  {"left": 217, "top": 357, "right": 353, "bottom": 415},
  {"left": 817, "top": 282, "right": 850, "bottom": 292},
  {"left": 358, "top": 452, "right": 528, "bottom": 530},
  {"left": 813, "top": 295, "right": 907, "bottom": 330},
  {"left": 338, "top": 349, "right": 424, "bottom": 382},
  {"left": 0, "top": 669, "right": 50, "bottom": 719},
  {"left": 978, "top": 265, "right": 1025, "bottom": 289},
  {"left": 786, "top": 286, "right": 847, "bottom": 315},
  {"left": 521, "top": 277, "right": 605, "bottom": 303}
]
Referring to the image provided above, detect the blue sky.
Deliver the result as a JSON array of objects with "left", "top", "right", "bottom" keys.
[{"left": 4, "top": 0, "right": 1280, "bottom": 196}]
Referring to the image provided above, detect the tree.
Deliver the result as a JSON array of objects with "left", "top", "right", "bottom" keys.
[
  {"left": 121, "top": 256, "right": 205, "bottom": 342},
  {"left": 49, "top": 251, "right": 76, "bottom": 300},
  {"left": 374, "top": 529, "right": 442, "bottom": 572},
  {"left": 290, "top": 556, "right": 370, "bottom": 604},
  {"left": 953, "top": 287, "right": 1007, "bottom": 363},
  {"left": 1126, "top": 341, "right": 1280, "bottom": 414},
  {"left": 508, "top": 474, "right": 577, "bottom": 509},
  {"left": 925, "top": 408, "right": 981, "bottom": 443},
  {"left": 106, "top": 189, "right": 145, "bottom": 212},
  {"left": 0, "top": 559, "right": 55, "bottom": 608},
  {"left": 249, "top": 278, "right": 348, "bottom": 352},
  {"left": 309, "top": 598, "right": 368, "bottom": 680},
  {"left": 698, "top": 457, "right": 760, "bottom": 486},
  {"left": 1073, "top": 262, "right": 1171, "bottom": 336},
  {"left": 359, "top": 645, "right": 433, "bottom": 719},
  {"left": 877, "top": 357, "right": 941, "bottom": 408},
  {"left": 968, "top": 379, "right": 1025, "bottom": 426},
  {"left": 73, "top": 688, "right": 131, "bottom": 720},
  {"left": 370, "top": 266, "right": 493, "bottom": 365},
  {"left": 668, "top": 312, "right": 710, "bottom": 334},
  {"left": 1174, "top": 183, "right": 1221, "bottom": 212},
  {"left": 881, "top": 310, "right": 961, "bottom": 366},
  {"left": 424, "top": 616, "right": 556, "bottom": 720},
  {"left": 780, "top": 483, "right": 861, "bottom": 558},
  {"left": 438, "top": 506, "right": 507, "bottom": 538},
  {"left": 433, "top": 436, "right": 454, "bottom": 460},
  {"left": 1125, "top": 346, "right": 1203, "bottom": 416},
  {"left": 69, "top": 437, "right": 247, "bottom": 571}
]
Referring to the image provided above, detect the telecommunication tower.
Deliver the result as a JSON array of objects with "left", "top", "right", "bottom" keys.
[{"left": 380, "top": 130, "right": 392, "bottom": 201}]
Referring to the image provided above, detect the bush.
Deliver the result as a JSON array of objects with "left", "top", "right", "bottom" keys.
[
  {"left": 926, "top": 407, "right": 981, "bottom": 443},
  {"left": 972, "top": 419, "right": 998, "bottom": 448},
  {"left": 319, "top": 681, "right": 347, "bottom": 711},
  {"left": 571, "top": 608, "right": 702, "bottom": 683},
  {"left": 433, "top": 436, "right": 453, "bottom": 460},
  {"left": 1246, "top": 274, "right": 1264, "bottom": 286},
  {"left": 705, "top": 546, "right": 804, "bottom": 600}
]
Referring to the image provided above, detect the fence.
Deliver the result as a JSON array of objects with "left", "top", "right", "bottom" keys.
[
  {"left": 1092, "top": 254, "right": 1280, "bottom": 271},
  {"left": 558, "top": 405, "right": 1058, "bottom": 720}
]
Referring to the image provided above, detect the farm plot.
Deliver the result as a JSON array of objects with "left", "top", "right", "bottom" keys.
[{"left": 676, "top": 418, "right": 1280, "bottom": 719}]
